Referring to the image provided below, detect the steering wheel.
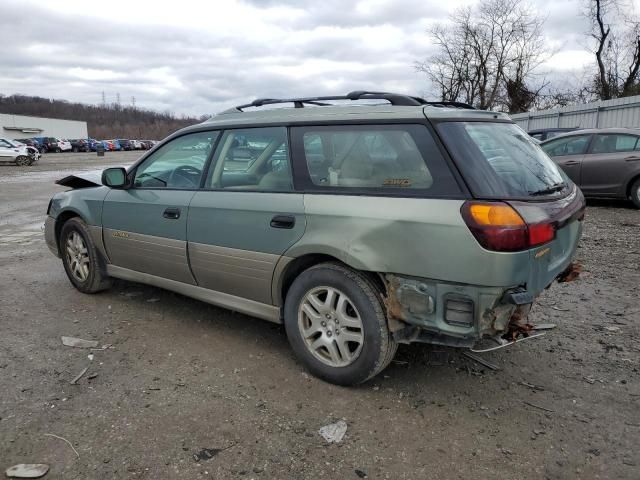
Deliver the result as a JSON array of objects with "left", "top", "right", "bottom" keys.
[{"left": 168, "top": 165, "right": 201, "bottom": 188}]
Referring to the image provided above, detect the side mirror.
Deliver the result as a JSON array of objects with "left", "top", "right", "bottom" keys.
[{"left": 102, "top": 167, "right": 128, "bottom": 188}]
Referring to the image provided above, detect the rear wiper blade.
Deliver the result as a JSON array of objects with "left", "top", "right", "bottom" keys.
[{"left": 529, "top": 183, "right": 566, "bottom": 196}]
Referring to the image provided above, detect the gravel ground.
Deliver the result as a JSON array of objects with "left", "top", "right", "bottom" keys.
[{"left": 1, "top": 152, "right": 639, "bottom": 479}]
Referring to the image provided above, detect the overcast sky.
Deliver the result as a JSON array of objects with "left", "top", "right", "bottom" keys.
[{"left": 1, "top": 0, "right": 633, "bottom": 116}]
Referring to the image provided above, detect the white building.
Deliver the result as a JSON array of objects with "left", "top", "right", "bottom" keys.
[{"left": 0, "top": 113, "right": 88, "bottom": 140}]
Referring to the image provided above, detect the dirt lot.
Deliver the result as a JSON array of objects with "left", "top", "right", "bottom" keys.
[{"left": 1, "top": 152, "right": 639, "bottom": 479}]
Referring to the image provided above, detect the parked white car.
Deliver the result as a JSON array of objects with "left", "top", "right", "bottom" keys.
[
  {"left": 57, "top": 139, "right": 72, "bottom": 152},
  {"left": 0, "top": 138, "right": 40, "bottom": 165}
]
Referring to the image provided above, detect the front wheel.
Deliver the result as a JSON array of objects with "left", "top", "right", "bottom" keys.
[
  {"left": 15, "top": 155, "right": 32, "bottom": 166},
  {"left": 60, "top": 217, "right": 112, "bottom": 293},
  {"left": 284, "top": 262, "right": 397, "bottom": 385},
  {"left": 630, "top": 179, "right": 640, "bottom": 209}
]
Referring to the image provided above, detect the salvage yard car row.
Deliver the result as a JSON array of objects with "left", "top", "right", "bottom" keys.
[{"left": 12, "top": 136, "right": 158, "bottom": 154}]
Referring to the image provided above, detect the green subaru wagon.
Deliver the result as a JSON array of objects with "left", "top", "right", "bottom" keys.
[{"left": 45, "top": 91, "right": 585, "bottom": 385}]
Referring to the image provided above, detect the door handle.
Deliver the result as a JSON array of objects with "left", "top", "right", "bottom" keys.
[
  {"left": 564, "top": 161, "right": 581, "bottom": 165},
  {"left": 624, "top": 156, "right": 640, "bottom": 162},
  {"left": 270, "top": 215, "right": 295, "bottom": 229},
  {"left": 163, "top": 207, "right": 181, "bottom": 219}
]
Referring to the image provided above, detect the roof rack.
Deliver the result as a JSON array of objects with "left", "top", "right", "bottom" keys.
[{"left": 223, "top": 91, "right": 475, "bottom": 113}]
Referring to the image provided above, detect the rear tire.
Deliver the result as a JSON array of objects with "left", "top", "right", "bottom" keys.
[
  {"left": 630, "top": 179, "right": 640, "bottom": 209},
  {"left": 60, "top": 217, "right": 112, "bottom": 293},
  {"left": 284, "top": 262, "right": 397, "bottom": 385}
]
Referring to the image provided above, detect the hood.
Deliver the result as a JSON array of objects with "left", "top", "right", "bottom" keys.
[{"left": 55, "top": 171, "right": 104, "bottom": 189}]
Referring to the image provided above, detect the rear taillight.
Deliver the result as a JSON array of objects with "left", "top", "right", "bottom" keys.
[{"left": 461, "top": 202, "right": 555, "bottom": 252}]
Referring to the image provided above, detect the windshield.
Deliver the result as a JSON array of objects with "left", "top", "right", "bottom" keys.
[{"left": 437, "top": 122, "right": 568, "bottom": 199}]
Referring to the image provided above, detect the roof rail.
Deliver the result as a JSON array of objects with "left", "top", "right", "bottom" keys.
[{"left": 222, "top": 91, "right": 475, "bottom": 113}]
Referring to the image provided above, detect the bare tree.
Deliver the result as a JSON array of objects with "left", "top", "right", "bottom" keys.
[
  {"left": 416, "top": 0, "right": 549, "bottom": 113},
  {"left": 587, "top": 0, "right": 640, "bottom": 99}
]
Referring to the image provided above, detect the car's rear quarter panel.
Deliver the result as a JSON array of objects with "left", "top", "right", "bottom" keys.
[{"left": 288, "top": 194, "right": 531, "bottom": 287}]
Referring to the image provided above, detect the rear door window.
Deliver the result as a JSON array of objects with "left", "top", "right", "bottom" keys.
[
  {"left": 541, "top": 135, "right": 591, "bottom": 157},
  {"left": 292, "top": 124, "right": 461, "bottom": 196},
  {"left": 590, "top": 134, "right": 639, "bottom": 154}
]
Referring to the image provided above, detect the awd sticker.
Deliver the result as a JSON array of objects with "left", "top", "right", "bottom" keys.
[
  {"left": 112, "top": 231, "right": 130, "bottom": 239},
  {"left": 383, "top": 178, "right": 411, "bottom": 187}
]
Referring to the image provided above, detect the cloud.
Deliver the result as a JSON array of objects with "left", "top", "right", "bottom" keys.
[{"left": 0, "top": 0, "right": 600, "bottom": 116}]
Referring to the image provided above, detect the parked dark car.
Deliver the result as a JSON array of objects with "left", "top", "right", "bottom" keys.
[
  {"left": 116, "top": 139, "right": 132, "bottom": 151},
  {"left": 16, "top": 138, "right": 44, "bottom": 153},
  {"left": 529, "top": 128, "right": 579, "bottom": 142},
  {"left": 541, "top": 128, "right": 640, "bottom": 208},
  {"left": 33, "top": 137, "right": 59, "bottom": 153},
  {"left": 70, "top": 139, "right": 90, "bottom": 152}
]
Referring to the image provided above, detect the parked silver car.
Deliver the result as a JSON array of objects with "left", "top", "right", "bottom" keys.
[
  {"left": 541, "top": 128, "right": 640, "bottom": 208},
  {"left": 44, "top": 91, "right": 585, "bottom": 385},
  {"left": 0, "top": 137, "right": 40, "bottom": 165}
]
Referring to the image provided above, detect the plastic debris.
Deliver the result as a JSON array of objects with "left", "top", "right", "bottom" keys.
[
  {"left": 43, "top": 433, "right": 79, "bottom": 458},
  {"left": 70, "top": 366, "right": 89, "bottom": 385},
  {"left": 319, "top": 420, "right": 348, "bottom": 443},
  {"left": 462, "top": 351, "right": 500, "bottom": 371},
  {"left": 5, "top": 464, "right": 49, "bottom": 478},
  {"left": 61, "top": 336, "right": 98, "bottom": 348},
  {"left": 192, "top": 444, "right": 235, "bottom": 462}
]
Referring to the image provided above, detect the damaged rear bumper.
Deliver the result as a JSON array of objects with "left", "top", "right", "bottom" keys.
[{"left": 384, "top": 264, "right": 580, "bottom": 348}]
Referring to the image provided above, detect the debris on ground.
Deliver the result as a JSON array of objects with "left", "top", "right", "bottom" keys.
[
  {"left": 522, "top": 401, "right": 555, "bottom": 413},
  {"left": 462, "top": 351, "right": 500, "bottom": 371},
  {"left": 355, "top": 469, "right": 368, "bottom": 478},
  {"left": 192, "top": 444, "right": 235, "bottom": 462},
  {"left": 61, "top": 336, "right": 98, "bottom": 348},
  {"left": 90, "top": 344, "right": 113, "bottom": 351},
  {"left": 146, "top": 298, "right": 160, "bottom": 303},
  {"left": 319, "top": 420, "right": 348, "bottom": 443},
  {"left": 123, "top": 291, "right": 143, "bottom": 298},
  {"left": 532, "top": 323, "right": 557, "bottom": 331},
  {"left": 70, "top": 366, "right": 89, "bottom": 385},
  {"left": 556, "top": 262, "right": 582, "bottom": 283},
  {"left": 43, "top": 433, "right": 80, "bottom": 458},
  {"left": 5, "top": 464, "right": 49, "bottom": 478},
  {"left": 520, "top": 381, "right": 545, "bottom": 391}
]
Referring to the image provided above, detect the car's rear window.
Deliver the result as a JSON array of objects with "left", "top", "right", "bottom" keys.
[
  {"left": 293, "top": 124, "right": 461, "bottom": 196},
  {"left": 437, "top": 122, "right": 568, "bottom": 199}
]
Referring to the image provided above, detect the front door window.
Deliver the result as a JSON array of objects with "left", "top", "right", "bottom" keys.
[{"left": 134, "top": 131, "right": 219, "bottom": 189}]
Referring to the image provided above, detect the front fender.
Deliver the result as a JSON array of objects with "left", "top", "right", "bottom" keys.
[{"left": 49, "top": 186, "right": 111, "bottom": 226}]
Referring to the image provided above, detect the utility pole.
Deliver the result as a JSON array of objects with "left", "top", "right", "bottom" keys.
[
  {"left": 101, "top": 91, "right": 106, "bottom": 105},
  {"left": 131, "top": 96, "right": 136, "bottom": 108},
  {"left": 116, "top": 92, "right": 121, "bottom": 105}
]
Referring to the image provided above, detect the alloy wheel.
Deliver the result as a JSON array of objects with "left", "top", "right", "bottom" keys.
[
  {"left": 65, "top": 231, "right": 90, "bottom": 282},
  {"left": 297, "top": 286, "right": 364, "bottom": 367}
]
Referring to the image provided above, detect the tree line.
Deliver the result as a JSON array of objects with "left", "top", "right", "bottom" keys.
[
  {"left": 416, "top": 0, "right": 640, "bottom": 113},
  {"left": 0, "top": 94, "right": 204, "bottom": 139}
]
